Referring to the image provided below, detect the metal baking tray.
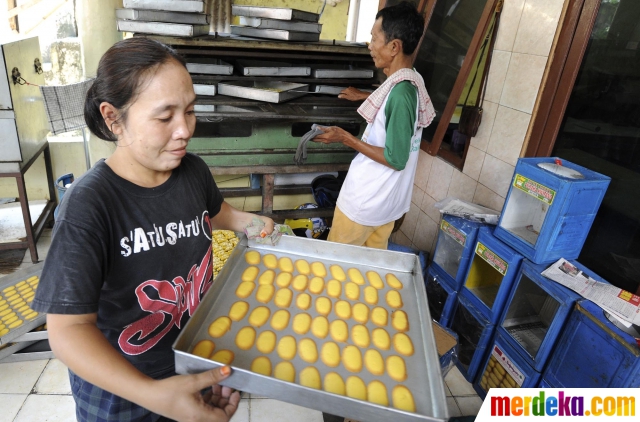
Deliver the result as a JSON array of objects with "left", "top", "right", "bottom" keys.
[
  {"left": 123, "top": 0, "right": 205, "bottom": 13},
  {"left": 238, "top": 16, "right": 322, "bottom": 33},
  {"left": 218, "top": 81, "right": 309, "bottom": 103},
  {"left": 193, "top": 83, "right": 216, "bottom": 96},
  {"left": 236, "top": 60, "right": 311, "bottom": 77},
  {"left": 0, "top": 262, "right": 45, "bottom": 346},
  {"left": 232, "top": 5, "right": 320, "bottom": 22},
  {"left": 173, "top": 235, "right": 448, "bottom": 422},
  {"left": 312, "top": 65, "right": 375, "bottom": 79},
  {"left": 231, "top": 26, "right": 320, "bottom": 42},
  {"left": 186, "top": 59, "right": 233, "bottom": 75}
]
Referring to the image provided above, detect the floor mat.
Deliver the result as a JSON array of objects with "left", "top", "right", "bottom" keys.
[{"left": 0, "top": 248, "right": 27, "bottom": 274}]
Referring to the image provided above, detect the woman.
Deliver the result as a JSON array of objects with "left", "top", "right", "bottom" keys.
[{"left": 32, "top": 38, "right": 273, "bottom": 422}]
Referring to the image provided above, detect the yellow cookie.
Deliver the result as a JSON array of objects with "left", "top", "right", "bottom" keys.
[
  {"left": 0, "top": 304, "right": 8, "bottom": 312},
  {"left": 393, "top": 333, "right": 414, "bottom": 356},
  {"left": 27, "top": 276, "right": 38, "bottom": 283},
  {"left": 391, "top": 310, "right": 409, "bottom": 332},
  {"left": 2, "top": 286, "right": 16, "bottom": 293},
  {"left": 210, "top": 349, "right": 234, "bottom": 365},
  {"left": 251, "top": 356, "right": 272, "bottom": 376},
  {"left": 348, "top": 268, "right": 365, "bottom": 285},
  {"left": 274, "top": 288, "right": 293, "bottom": 308},
  {"left": 245, "top": 250, "right": 261, "bottom": 265},
  {"left": 330, "top": 265, "right": 346, "bottom": 281},
  {"left": 296, "top": 293, "right": 312, "bottom": 310},
  {"left": 352, "top": 303, "right": 370, "bottom": 324},
  {"left": 308, "top": 277, "right": 325, "bottom": 294},
  {"left": 386, "top": 273, "right": 403, "bottom": 289},
  {"left": 1, "top": 310, "right": 16, "bottom": 320},
  {"left": 326, "top": 280, "right": 341, "bottom": 298},
  {"left": 276, "top": 272, "right": 293, "bottom": 288},
  {"left": 299, "top": 338, "right": 318, "bottom": 363},
  {"left": 315, "top": 297, "right": 332, "bottom": 316},
  {"left": 364, "top": 349, "right": 385, "bottom": 376},
  {"left": 320, "top": 341, "right": 341, "bottom": 367},
  {"left": 263, "top": 254, "right": 278, "bottom": 269},
  {"left": 311, "top": 262, "right": 327, "bottom": 278},
  {"left": 10, "top": 298, "right": 24, "bottom": 306},
  {"left": 258, "top": 270, "right": 276, "bottom": 285},
  {"left": 235, "top": 281, "right": 256, "bottom": 299},
  {"left": 241, "top": 266, "right": 260, "bottom": 283},
  {"left": 292, "top": 313, "right": 312, "bottom": 335},
  {"left": 278, "top": 256, "right": 294, "bottom": 273},
  {"left": 5, "top": 293, "right": 19, "bottom": 302},
  {"left": 255, "top": 284, "right": 275, "bottom": 303},
  {"left": 387, "top": 355, "right": 407, "bottom": 382},
  {"left": 342, "top": 345, "right": 363, "bottom": 373},
  {"left": 256, "top": 330, "right": 277, "bottom": 353},
  {"left": 229, "top": 301, "right": 249, "bottom": 321},
  {"left": 366, "top": 271, "right": 384, "bottom": 289},
  {"left": 17, "top": 284, "right": 31, "bottom": 292},
  {"left": 4, "top": 316, "right": 18, "bottom": 325},
  {"left": 364, "top": 286, "right": 378, "bottom": 305},
  {"left": 371, "top": 307, "right": 388, "bottom": 326},
  {"left": 351, "top": 324, "right": 370, "bottom": 348},
  {"left": 192, "top": 340, "right": 215, "bottom": 358},
  {"left": 291, "top": 274, "right": 309, "bottom": 292},
  {"left": 324, "top": 372, "right": 346, "bottom": 396},
  {"left": 24, "top": 312, "right": 38, "bottom": 320},
  {"left": 346, "top": 376, "right": 367, "bottom": 401},
  {"left": 334, "top": 300, "right": 351, "bottom": 319},
  {"left": 274, "top": 361, "right": 296, "bottom": 382},
  {"left": 330, "top": 319, "right": 349, "bottom": 343},
  {"left": 208, "top": 316, "right": 231, "bottom": 338},
  {"left": 392, "top": 385, "right": 416, "bottom": 412},
  {"left": 277, "top": 335, "right": 297, "bottom": 360},
  {"left": 385, "top": 290, "right": 403, "bottom": 309},
  {"left": 235, "top": 326, "right": 256, "bottom": 350},
  {"left": 311, "top": 316, "right": 329, "bottom": 339},
  {"left": 367, "top": 381, "right": 389, "bottom": 406},
  {"left": 295, "top": 259, "right": 311, "bottom": 275},
  {"left": 0, "top": 328, "right": 9, "bottom": 336},
  {"left": 345, "top": 282, "right": 360, "bottom": 301},
  {"left": 270, "top": 309, "right": 290, "bottom": 330},
  {"left": 248, "top": 306, "right": 271, "bottom": 327},
  {"left": 299, "top": 366, "right": 321, "bottom": 390}
]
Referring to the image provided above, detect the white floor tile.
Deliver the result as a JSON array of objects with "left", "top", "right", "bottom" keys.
[
  {"left": 446, "top": 396, "right": 462, "bottom": 418},
  {"left": 444, "top": 382, "right": 452, "bottom": 397},
  {"left": 34, "top": 359, "right": 71, "bottom": 395},
  {"left": 250, "top": 399, "right": 323, "bottom": 422},
  {"left": 0, "top": 360, "right": 48, "bottom": 394},
  {"left": 456, "top": 395, "right": 484, "bottom": 416},
  {"left": 13, "top": 394, "right": 76, "bottom": 422},
  {"left": 0, "top": 393, "right": 28, "bottom": 422},
  {"left": 444, "top": 367, "right": 477, "bottom": 396},
  {"left": 232, "top": 398, "right": 249, "bottom": 422}
]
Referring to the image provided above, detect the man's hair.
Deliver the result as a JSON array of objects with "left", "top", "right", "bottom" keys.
[{"left": 375, "top": 1, "right": 425, "bottom": 55}]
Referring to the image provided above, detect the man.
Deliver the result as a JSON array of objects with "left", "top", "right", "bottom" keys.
[{"left": 314, "top": 1, "right": 435, "bottom": 250}]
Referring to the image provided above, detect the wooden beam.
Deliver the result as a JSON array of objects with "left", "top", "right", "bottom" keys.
[{"left": 7, "top": 0, "right": 42, "bottom": 19}]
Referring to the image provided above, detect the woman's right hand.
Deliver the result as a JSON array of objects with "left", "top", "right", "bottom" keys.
[{"left": 338, "top": 87, "right": 371, "bottom": 101}]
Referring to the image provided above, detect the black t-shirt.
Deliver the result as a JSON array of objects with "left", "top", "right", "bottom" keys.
[{"left": 32, "top": 153, "right": 223, "bottom": 378}]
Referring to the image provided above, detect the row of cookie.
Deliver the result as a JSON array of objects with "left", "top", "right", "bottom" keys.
[{"left": 0, "top": 276, "right": 40, "bottom": 336}]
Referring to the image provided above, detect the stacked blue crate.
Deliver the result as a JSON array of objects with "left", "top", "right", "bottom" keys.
[{"left": 425, "top": 264, "right": 458, "bottom": 327}]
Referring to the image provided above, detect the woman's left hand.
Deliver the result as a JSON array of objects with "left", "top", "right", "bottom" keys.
[{"left": 257, "top": 215, "right": 275, "bottom": 237}]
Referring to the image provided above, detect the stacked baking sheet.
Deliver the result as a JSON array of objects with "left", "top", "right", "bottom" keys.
[
  {"left": 117, "top": 0, "right": 210, "bottom": 37},
  {"left": 231, "top": 5, "right": 322, "bottom": 42}
]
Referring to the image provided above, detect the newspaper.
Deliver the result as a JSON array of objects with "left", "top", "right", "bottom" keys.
[
  {"left": 542, "top": 258, "right": 640, "bottom": 327},
  {"left": 434, "top": 197, "right": 501, "bottom": 225}
]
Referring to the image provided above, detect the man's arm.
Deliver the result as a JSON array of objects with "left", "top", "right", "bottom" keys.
[{"left": 312, "top": 126, "right": 394, "bottom": 169}]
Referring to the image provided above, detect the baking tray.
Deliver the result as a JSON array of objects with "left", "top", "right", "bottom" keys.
[
  {"left": 236, "top": 60, "right": 310, "bottom": 77},
  {"left": 238, "top": 16, "right": 322, "bottom": 33},
  {"left": 0, "top": 262, "right": 45, "bottom": 346},
  {"left": 232, "top": 5, "right": 319, "bottom": 22},
  {"left": 123, "top": 0, "right": 205, "bottom": 13},
  {"left": 186, "top": 59, "right": 233, "bottom": 75},
  {"left": 217, "top": 81, "right": 309, "bottom": 103},
  {"left": 193, "top": 83, "right": 216, "bottom": 96},
  {"left": 231, "top": 26, "right": 320, "bottom": 42},
  {"left": 313, "top": 85, "right": 374, "bottom": 95},
  {"left": 173, "top": 235, "right": 448, "bottom": 422},
  {"left": 312, "top": 65, "right": 374, "bottom": 79}
]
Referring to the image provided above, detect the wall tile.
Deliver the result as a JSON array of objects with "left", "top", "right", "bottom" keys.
[
  {"left": 462, "top": 146, "right": 485, "bottom": 181},
  {"left": 412, "top": 185, "right": 425, "bottom": 207},
  {"left": 513, "top": 0, "right": 565, "bottom": 56},
  {"left": 473, "top": 183, "right": 506, "bottom": 212},
  {"left": 470, "top": 100, "right": 499, "bottom": 152},
  {"left": 420, "top": 193, "right": 441, "bottom": 223},
  {"left": 478, "top": 155, "right": 515, "bottom": 198},
  {"left": 399, "top": 201, "right": 420, "bottom": 242},
  {"left": 414, "top": 149, "right": 434, "bottom": 191},
  {"left": 486, "top": 106, "right": 531, "bottom": 166},
  {"left": 447, "top": 170, "right": 478, "bottom": 203},
  {"left": 391, "top": 229, "right": 412, "bottom": 248},
  {"left": 494, "top": 0, "right": 526, "bottom": 51},
  {"left": 413, "top": 212, "right": 439, "bottom": 253},
  {"left": 500, "top": 53, "right": 548, "bottom": 113},
  {"left": 425, "top": 157, "right": 454, "bottom": 201},
  {"left": 484, "top": 51, "right": 511, "bottom": 104},
  {"left": 456, "top": 396, "right": 485, "bottom": 416}
]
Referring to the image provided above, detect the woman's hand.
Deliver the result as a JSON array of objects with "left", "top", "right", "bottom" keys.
[
  {"left": 338, "top": 87, "right": 370, "bottom": 101},
  {"left": 256, "top": 215, "right": 275, "bottom": 237}
]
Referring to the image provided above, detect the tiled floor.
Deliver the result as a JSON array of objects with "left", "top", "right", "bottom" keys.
[{"left": 0, "top": 229, "right": 482, "bottom": 421}]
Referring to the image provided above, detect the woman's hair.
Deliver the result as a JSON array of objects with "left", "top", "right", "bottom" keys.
[{"left": 84, "top": 38, "right": 187, "bottom": 142}]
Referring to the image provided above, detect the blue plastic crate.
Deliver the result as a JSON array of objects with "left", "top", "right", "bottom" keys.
[
  {"left": 425, "top": 264, "right": 458, "bottom": 327},
  {"left": 494, "top": 157, "right": 610, "bottom": 264},
  {"left": 451, "top": 290, "right": 495, "bottom": 382},
  {"left": 473, "top": 330, "right": 541, "bottom": 399},
  {"left": 543, "top": 299, "right": 640, "bottom": 388},
  {"left": 432, "top": 215, "right": 486, "bottom": 289},
  {"left": 538, "top": 378, "right": 553, "bottom": 388},
  {"left": 461, "top": 227, "right": 523, "bottom": 324},
  {"left": 498, "top": 259, "right": 583, "bottom": 372}
]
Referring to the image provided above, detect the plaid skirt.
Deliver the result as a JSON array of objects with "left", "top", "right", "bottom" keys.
[{"left": 69, "top": 370, "right": 174, "bottom": 422}]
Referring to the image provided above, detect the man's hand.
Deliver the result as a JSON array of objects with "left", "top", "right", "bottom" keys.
[
  {"left": 313, "top": 126, "right": 350, "bottom": 145},
  {"left": 338, "top": 87, "right": 370, "bottom": 101}
]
